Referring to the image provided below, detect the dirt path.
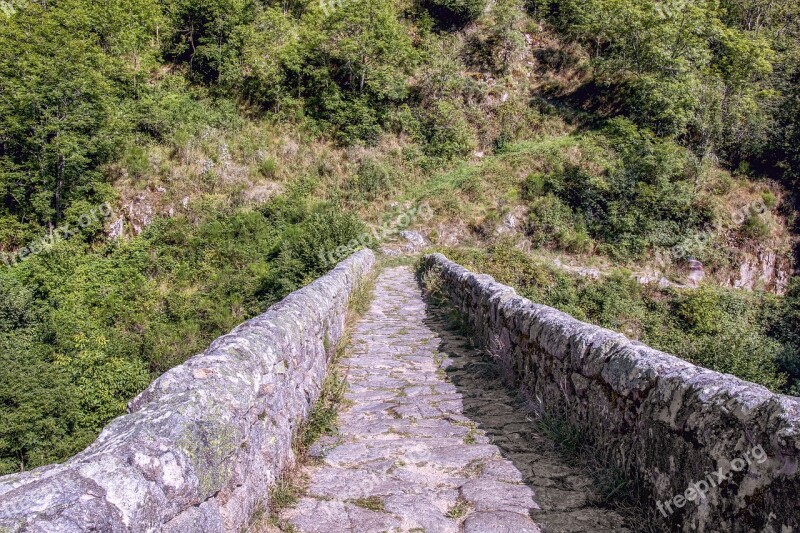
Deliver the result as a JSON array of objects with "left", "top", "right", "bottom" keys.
[{"left": 280, "top": 266, "right": 630, "bottom": 532}]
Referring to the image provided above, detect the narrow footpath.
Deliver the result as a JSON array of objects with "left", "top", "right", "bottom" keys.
[{"left": 279, "top": 266, "right": 630, "bottom": 533}]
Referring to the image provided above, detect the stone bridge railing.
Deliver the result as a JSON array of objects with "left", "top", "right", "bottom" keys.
[
  {"left": 0, "top": 249, "right": 375, "bottom": 533},
  {"left": 422, "top": 253, "right": 799, "bottom": 532}
]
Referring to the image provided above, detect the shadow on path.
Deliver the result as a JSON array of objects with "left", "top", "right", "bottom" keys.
[{"left": 421, "top": 307, "right": 634, "bottom": 533}]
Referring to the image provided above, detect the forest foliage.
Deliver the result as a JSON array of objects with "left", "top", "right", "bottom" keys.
[{"left": 1, "top": 0, "right": 799, "bottom": 473}]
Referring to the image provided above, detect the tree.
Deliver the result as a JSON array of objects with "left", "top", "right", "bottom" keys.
[
  {"left": 230, "top": 7, "right": 303, "bottom": 108},
  {"left": 298, "top": 0, "right": 417, "bottom": 142},
  {"left": 0, "top": 3, "right": 128, "bottom": 236},
  {"left": 162, "top": 0, "right": 255, "bottom": 83}
]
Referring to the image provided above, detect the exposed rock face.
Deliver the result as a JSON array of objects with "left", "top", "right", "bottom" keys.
[
  {"left": 0, "top": 249, "right": 375, "bottom": 533},
  {"left": 686, "top": 258, "right": 705, "bottom": 287},
  {"left": 422, "top": 253, "right": 800, "bottom": 533},
  {"left": 731, "top": 250, "right": 792, "bottom": 294},
  {"left": 399, "top": 229, "right": 429, "bottom": 248},
  {"left": 108, "top": 216, "right": 125, "bottom": 240}
]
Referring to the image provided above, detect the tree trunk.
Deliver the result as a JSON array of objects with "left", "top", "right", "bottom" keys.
[{"left": 55, "top": 154, "right": 64, "bottom": 223}]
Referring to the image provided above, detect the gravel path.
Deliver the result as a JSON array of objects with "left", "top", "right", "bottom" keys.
[{"left": 281, "top": 266, "right": 629, "bottom": 533}]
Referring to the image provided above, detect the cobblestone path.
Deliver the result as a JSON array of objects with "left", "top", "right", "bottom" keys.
[{"left": 281, "top": 267, "right": 629, "bottom": 533}]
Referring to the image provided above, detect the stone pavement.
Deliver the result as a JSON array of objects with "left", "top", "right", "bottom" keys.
[{"left": 280, "top": 266, "right": 629, "bottom": 532}]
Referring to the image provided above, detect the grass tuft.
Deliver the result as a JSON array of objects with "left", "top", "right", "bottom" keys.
[
  {"left": 348, "top": 496, "right": 385, "bottom": 512},
  {"left": 446, "top": 496, "right": 470, "bottom": 519}
]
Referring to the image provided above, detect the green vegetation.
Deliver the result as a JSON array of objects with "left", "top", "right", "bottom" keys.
[
  {"left": 1, "top": 0, "right": 799, "bottom": 476},
  {"left": 446, "top": 496, "right": 471, "bottom": 519},
  {"left": 349, "top": 496, "right": 385, "bottom": 512},
  {"left": 0, "top": 198, "right": 365, "bottom": 474},
  {"left": 537, "top": 0, "right": 798, "bottom": 173},
  {"left": 268, "top": 475, "right": 304, "bottom": 511},
  {"left": 435, "top": 242, "right": 794, "bottom": 392}
]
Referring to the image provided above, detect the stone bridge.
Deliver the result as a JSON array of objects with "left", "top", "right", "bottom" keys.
[{"left": 0, "top": 250, "right": 798, "bottom": 532}]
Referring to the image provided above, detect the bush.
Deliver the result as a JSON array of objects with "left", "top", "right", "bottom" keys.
[
  {"left": 767, "top": 278, "right": 800, "bottom": 395},
  {"left": 54, "top": 334, "right": 151, "bottom": 432},
  {"left": 347, "top": 158, "right": 394, "bottom": 200},
  {"left": 675, "top": 286, "right": 725, "bottom": 335},
  {"left": 0, "top": 278, "right": 35, "bottom": 331},
  {"left": 742, "top": 213, "right": 770, "bottom": 239},
  {"left": 258, "top": 158, "right": 279, "bottom": 179},
  {"left": 678, "top": 324, "right": 785, "bottom": 392},
  {"left": 532, "top": 119, "right": 712, "bottom": 259},
  {"left": 762, "top": 191, "right": 777, "bottom": 209},
  {"left": 422, "top": 0, "right": 487, "bottom": 27},
  {"left": 527, "top": 193, "right": 591, "bottom": 252},
  {"left": 423, "top": 101, "right": 477, "bottom": 160},
  {"left": 521, "top": 172, "right": 547, "bottom": 199}
]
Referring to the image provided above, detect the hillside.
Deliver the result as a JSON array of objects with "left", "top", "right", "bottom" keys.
[{"left": 1, "top": 0, "right": 800, "bottom": 476}]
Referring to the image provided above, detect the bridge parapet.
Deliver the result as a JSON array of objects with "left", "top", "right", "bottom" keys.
[
  {"left": 0, "top": 249, "right": 375, "bottom": 533},
  {"left": 422, "top": 252, "right": 800, "bottom": 532}
]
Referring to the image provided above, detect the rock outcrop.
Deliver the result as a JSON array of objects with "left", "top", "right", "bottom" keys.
[{"left": 0, "top": 249, "right": 375, "bottom": 533}]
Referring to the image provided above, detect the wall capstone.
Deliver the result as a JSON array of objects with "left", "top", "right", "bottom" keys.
[
  {"left": 422, "top": 253, "right": 800, "bottom": 532},
  {"left": 0, "top": 249, "right": 375, "bottom": 533}
]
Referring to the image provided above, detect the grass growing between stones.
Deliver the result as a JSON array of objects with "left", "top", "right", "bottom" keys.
[
  {"left": 446, "top": 495, "right": 471, "bottom": 519},
  {"left": 255, "top": 272, "right": 378, "bottom": 532},
  {"left": 349, "top": 496, "right": 385, "bottom": 512},
  {"left": 295, "top": 272, "right": 377, "bottom": 460},
  {"left": 256, "top": 475, "right": 304, "bottom": 532},
  {"left": 269, "top": 477, "right": 304, "bottom": 511},
  {"left": 525, "top": 405, "right": 661, "bottom": 533},
  {"left": 348, "top": 274, "right": 378, "bottom": 317}
]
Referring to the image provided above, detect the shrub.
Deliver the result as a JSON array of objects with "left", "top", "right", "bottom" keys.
[
  {"left": 260, "top": 204, "right": 368, "bottom": 297},
  {"left": 521, "top": 172, "right": 547, "bottom": 200},
  {"left": 742, "top": 213, "right": 770, "bottom": 239},
  {"left": 675, "top": 286, "right": 724, "bottom": 335},
  {"left": 316, "top": 93, "right": 385, "bottom": 145},
  {"left": 423, "top": 101, "right": 477, "bottom": 161},
  {"left": 258, "top": 158, "right": 279, "bottom": 179},
  {"left": 347, "top": 158, "right": 394, "bottom": 200},
  {"left": 533, "top": 119, "right": 711, "bottom": 259},
  {"left": 54, "top": 334, "right": 151, "bottom": 432},
  {"left": 767, "top": 278, "right": 800, "bottom": 395},
  {"left": 678, "top": 323, "right": 786, "bottom": 392},
  {"left": 762, "top": 191, "right": 777, "bottom": 210},
  {"left": 422, "top": 0, "right": 487, "bottom": 27},
  {"left": 527, "top": 193, "right": 579, "bottom": 249}
]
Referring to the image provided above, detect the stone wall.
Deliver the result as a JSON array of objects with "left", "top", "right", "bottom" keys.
[
  {"left": 422, "top": 253, "right": 800, "bottom": 532},
  {"left": 0, "top": 249, "right": 375, "bottom": 533}
]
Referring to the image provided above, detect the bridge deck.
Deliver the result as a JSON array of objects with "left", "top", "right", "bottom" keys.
[{"left": 279, "top": 266, "right": 629, "bottom": 532}]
